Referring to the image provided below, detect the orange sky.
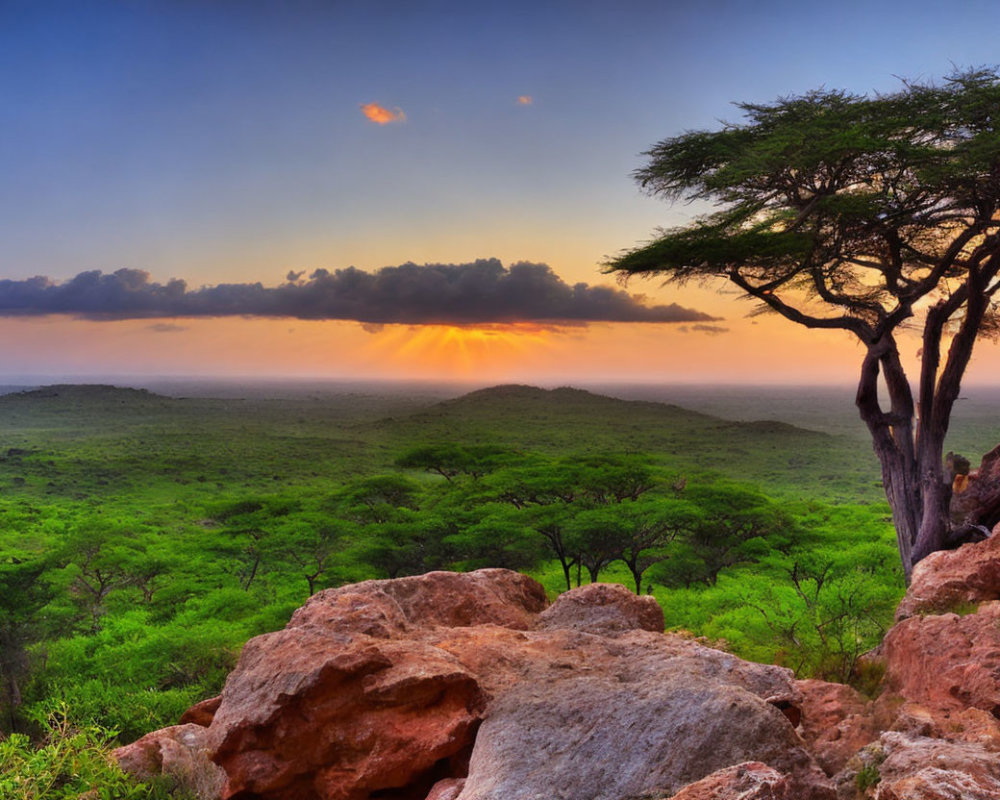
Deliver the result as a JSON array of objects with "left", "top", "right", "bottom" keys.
[{"left": 8, "top": 278, "right": 999, "bottom": 387}]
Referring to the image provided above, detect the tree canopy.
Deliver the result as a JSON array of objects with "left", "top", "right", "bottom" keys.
[{"left": 606, "top": 69, "right": 1000, "bottom": 580}]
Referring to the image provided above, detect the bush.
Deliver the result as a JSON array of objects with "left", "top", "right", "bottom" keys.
[{"left": 0, "top": 705, "right": 193, "bottom": 799}]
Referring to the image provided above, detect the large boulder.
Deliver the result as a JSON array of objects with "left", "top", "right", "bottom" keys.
[
  {"left": 206, "top": 629, "right": 486, "bottom": 799},
  {"left": 119, "top": 570, "right": 836, "bottom": 800},
  {"left": 881, "top": 601, "right": 1000, "bottom": 719},
  {"left": 894, "top": 526, "right": 1000, "bottom": 620},
  {"left": 456, "top": 670, "right": 828, "bottom": 800}
]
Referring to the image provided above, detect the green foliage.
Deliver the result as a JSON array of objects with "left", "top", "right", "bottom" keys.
[
  {"left": 0, "top": 382, "right": 917, "bottom": 762},
  {"left": 855, "top": 750, "right": 886, "bottom": 792},
  {"left": 0, "top": 706, "right": 192, "bottom": 799}
]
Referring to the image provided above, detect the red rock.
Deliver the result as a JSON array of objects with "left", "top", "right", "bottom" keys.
[
  {"left": 872, "top": 732, "right": 1000, "bottom": 800},
  {"left": 180, "top": 695, "right": 221, "bottom": 727},
  {"left": 208, "top": 636, "right": 484, "bottom": 800},
  {"left": 113, "top": 724, "right": 226, "bottom": 800},
  {"left": 537, "top": 581, "right": 664, "bottom": 634},
  {"left": 289, "top": 568, "right": 548, "bottom": 634},
  {"left": 895, "top": 531, "right": 1000, "bottom": 620},
  {"left": 882, "top": 601, "right": 1000, "bottom": 718},
  {"left": 665, "top": 762, "right": 792, "bottom": 799},
  {"left": 794, "top": 679, "right": 877, "bottom": 776}
]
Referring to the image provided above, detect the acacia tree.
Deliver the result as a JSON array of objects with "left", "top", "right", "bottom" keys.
[{"left": 607, "top": 70, "right": 1000, "bottom": 581}]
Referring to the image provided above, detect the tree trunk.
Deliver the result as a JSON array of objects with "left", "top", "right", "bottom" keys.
[
  {"left": 856, "top": 340, "right": 921, "bottom": 583},
  {"left": 561, "top": 560, "right": 572, "bottom": 592}
]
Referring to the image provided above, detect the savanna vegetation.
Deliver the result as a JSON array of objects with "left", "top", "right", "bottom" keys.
[{"left": 1, "top": 380, "right": 996, "bottom": 795}]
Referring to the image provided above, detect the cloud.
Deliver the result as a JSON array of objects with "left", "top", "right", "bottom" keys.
[
  {"left": 146, "top": 322, "right": 187, "bottom": 333},
  {"left": 360, "top": 102, "right": 406, "bottom": 124},
  {"left": 516, "top": 95, "right": 533, "bottom": 105},
  {"left": 0, "top": 261, "right": 720, "bottom": 326},
  {"left": 691, "top": 324, "right": 730, "bottom": 335}
]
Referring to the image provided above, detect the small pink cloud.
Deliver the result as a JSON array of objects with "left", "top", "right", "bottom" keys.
[
  {"left": 360, "top": 102, "right": 406, "bottom": 124},
  {"left": 516, "top": 95, "right": 533, "bottom": 105}
]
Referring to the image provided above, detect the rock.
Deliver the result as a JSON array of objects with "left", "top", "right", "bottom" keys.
[
  {"left": 425, "top": 778, "right": 465, "bottom": 800},
  {"left": 537, "top": 581, "right": 664, "bottom": 634},
  {"left": 113, "top": 724, "right": 226, "bottom": 800},
  {"left": 207, "top": 634, "right": 485, "bottom": 800},
  {"left": 664, "top": 762, "right": 792, "bottom": 799},
  {"left": 795, "top": 679, "right": 877, "bottom": 776},
  {"left": 122, "top": 572, "right": 835, "bottom": 800},
  {"left": 882, "top": 601, "right": 1000, "bottom": 718},
  {"left": 949, "top": 443, "right": 1000, "bottom": 534},
  {"left": 455, "top": 673, "right": 831, "bottom": 800},
  {"left": 180, "top": 695, "right": 221, "bottom": 727},
  {"left": 289, "top": 569, "right": 548, "bottom": 634},
  {"left": 872, "top": 731, "right": 1000, "bottom": 799},
  {"left": 895, "top": 531, "right": 1000, "bottom": 620}
]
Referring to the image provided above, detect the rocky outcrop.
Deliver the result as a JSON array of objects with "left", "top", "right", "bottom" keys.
[
  {"left": 118, "top": 569, "right": 835, "bottom": 800},
  {"left": 836, "top": 732, "right": 1000, "bottom": 800},
  {"left": 882, "top": 601, "right": 1000, "bottom": 719},
  {"left": 894, "top": 524, "right": 1000, "bottom": 620},
  {"left": 117, "top": 534, "right": 1000, "bottom": 800},
  {"left": 832, "top": 531, "right": 1000, "bottom": 799}
]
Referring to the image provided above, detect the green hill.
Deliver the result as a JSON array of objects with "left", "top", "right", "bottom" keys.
[{"left": 373, "top": 384, "right": 880, "bottom": 502}]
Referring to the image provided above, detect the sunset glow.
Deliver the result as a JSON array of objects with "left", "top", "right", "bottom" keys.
[
  {"left": 3, "top": 4, "right": 1000, "bottom": 385},
  {"left": 365, "top": 323, "right": 559, "bottom": 378}
]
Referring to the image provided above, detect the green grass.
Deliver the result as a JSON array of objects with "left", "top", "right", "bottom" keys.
[{"left": 0, "top": 381, "right": 913, "bottom": 761}]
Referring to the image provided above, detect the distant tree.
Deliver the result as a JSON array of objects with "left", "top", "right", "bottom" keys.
[
  {"left": 59, "top": 524, "right": 141, "bottom": 632},
  {"left": 208, "top": 496, "right": 299, "bottom": 591},
  {"left": 612, "top": 498, "right": 700, "bottom": 594},
  {"left": 397, "top": 444, "right": 513, "bottom": 482},
  {"left": 607, "top": 69, "right": 1000, "bottom": 581},
  {"left": 356, "top": 511, "right": 451, "bottom": 579},
  {"left": 333, "top": 474, "right": 420, "bottom": 523},
  {"left": 489, "top": 460, "right": 582, "bottom": 507},
  {"left": 488, "top": 454, "right": 664, "bottom": 588},
  {"left": 676, "top": 485, "right": 790, "bottom": 586},
  {"left": 566, "top": 510, "right": 627, "bottom": 584},
  {"left": 521, "top": 503, "right": 581, "bottom": 590},
  {"left": 576, "top": 454, "right": 657, "bottom": 503},
  {"left": 443, "top": 504, "right": 547, "bottom": 572},
  {"left": 274, "top": 516, "right": 349, "bottom": 596}
]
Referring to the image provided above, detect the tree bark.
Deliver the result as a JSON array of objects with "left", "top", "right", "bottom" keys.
[{"left": 856, "top": 340, "right": 921, "bottom": 583}]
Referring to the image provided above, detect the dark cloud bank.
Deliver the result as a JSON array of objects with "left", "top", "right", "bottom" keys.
[{"left": 0, "top": 259, "right": 717, "bottom": 326}]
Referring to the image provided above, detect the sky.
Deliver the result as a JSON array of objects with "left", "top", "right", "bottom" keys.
[{"left": 4, "top": 0, "right": 1000, "bottom": 385}]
